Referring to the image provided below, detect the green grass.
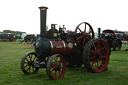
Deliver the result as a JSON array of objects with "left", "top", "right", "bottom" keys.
[{"left": 0, "top": 42, "right": 128, "bottom": 85}]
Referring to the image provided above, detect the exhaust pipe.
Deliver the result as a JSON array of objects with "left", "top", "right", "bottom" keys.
[{"left": 39, "top": 6, "right": 48, "bottom": 37}]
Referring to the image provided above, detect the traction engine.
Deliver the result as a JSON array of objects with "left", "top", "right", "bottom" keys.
[
  {"left": 100, "top": 29, "right": 122, "bottom": 51},
  {"left": 21, "top": 6, "right": 110, "bottom": 80}
]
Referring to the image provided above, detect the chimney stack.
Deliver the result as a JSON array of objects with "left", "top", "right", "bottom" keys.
[{"left": 39, "top": 6, "right": 48, "bottom": 37}]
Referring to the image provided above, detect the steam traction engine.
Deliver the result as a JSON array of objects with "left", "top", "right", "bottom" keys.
[
  {"left": 21, "top": 6, "right": 110, "bottom": 80},
  {"left": 100, "top": 29, "right": 122, "bottom": 51}
]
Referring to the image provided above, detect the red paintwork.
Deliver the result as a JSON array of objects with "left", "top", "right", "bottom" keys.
[
  {"left": 49, "top": 54, "right": 66, "bottom": 80},
  {"left": 50, "top": 40, "right": 76, "bottom": 55},
  {"left": 65, "top": 41, "right": 76, "bottom": 54}
]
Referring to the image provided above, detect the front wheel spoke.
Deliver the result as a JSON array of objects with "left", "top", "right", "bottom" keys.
[
  {"left": 98, "top": 59, "right": 104, "bottom": 67},
  {"left": 56, "top": 70, "right": 60, "bottom": 76},
  {"left": 55, "top": 57, "right": 58, "bottom": 63},
  {"left": 52, "top": 64, "right": 57, "bottom": 69},
  {"left": 51, "top": 68, "right": 54, "bottom": 72},
  {"left": 90, "top": 58, "right": 96, "bottom": 66},
  {"left": 90, "top": 62, "right": 94, "bottom": 66},
  {"left": 29, "top": 54, "right": 32, "bottom": 60},
  {"left": 58, "top": 60, "right": 62, "bottom": 65},
  {"left": 24, "top": 64, "right": 29, "bottom": 68},
  {"left": 25, "top": 58, "right": 29, "bottom": 61},
  {"left": 33, "top": 56, "right": 36, "bottom": 61},
  {"left": 26, "top": 66, "right": 30, "bottom": 73},
  {"left": 53, "top": 70, "right": 57, "bottom": 77},
  {"left": 24, "top": 61, "right": 28, "bottom": 64},
  {"left": 58, "top": 70, "right": 61, "bottom": 76},
  {"left": 90, "top": 60, "right": 94, "bottom": 66},
  {"left": 28, "top": 66, "right": 31, "bottom": 73},
  {"left": 54, "top": 57, "right": 57, "bottom": 63},
  {"left": 93, "top": 58, "right": 97, "bottom": 68},
  {"left": 98, "top": 59, "right": 102, "bottom": 66},
  {"left": 97, "top": 61, "right": 99, "bottom": 68},
  {"left": 95, "top": 61, "right": 97, "bottom": 68}
]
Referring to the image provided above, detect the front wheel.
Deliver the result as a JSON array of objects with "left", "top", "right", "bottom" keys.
[
  {"left": 46, "top": 54, "right": 66, "bottom": 80},
  {"left": 82, "top": 38, "right": 110, "bottom": 72},
  {"left": 21, "top": 52, "right": 39, "bottom": 74}
]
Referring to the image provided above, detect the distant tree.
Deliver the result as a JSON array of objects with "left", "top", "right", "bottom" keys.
[{"left": 3, "top": 30, "right": 26, "bottom": 35}]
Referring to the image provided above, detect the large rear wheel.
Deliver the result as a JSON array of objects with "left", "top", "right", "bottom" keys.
[{"left": 82, "top": 38, "right": 109, "bottom": 72}]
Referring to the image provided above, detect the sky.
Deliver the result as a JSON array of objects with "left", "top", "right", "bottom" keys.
[{"left": 0, "top": 0, "right": 128, "bottom": 34}]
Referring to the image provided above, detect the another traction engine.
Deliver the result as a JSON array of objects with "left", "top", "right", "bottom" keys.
[
  {"left": 100, "top": 29, "right": 122, "bottom": 51},
  {"left": 21, "top": 6, "right": 110, "bottom": 80}
]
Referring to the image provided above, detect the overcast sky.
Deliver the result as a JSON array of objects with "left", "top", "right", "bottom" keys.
[{"left": 0, "top": 0, "right": 128, "bottom": 34}]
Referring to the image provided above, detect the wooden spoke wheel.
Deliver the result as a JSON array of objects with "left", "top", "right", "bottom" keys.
[
  {"left": 74, "top": 22, "right": 94, "bottom": 48},
  {"left": 46, "top": 54, "right": 66, "bottom": 80},
  {"left": 112, "top": 39, "right": 122, "bottom": 51},
  {"left": 21, "top": 52, "right": 39, "bottom": 74},
  {"left": 82, "top": 39, "right": 109, "bottom": 72}
]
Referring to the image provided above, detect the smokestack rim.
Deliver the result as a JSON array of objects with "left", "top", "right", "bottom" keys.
[{"left": 39, "top": 6, "right": 48, "bottom": 10}]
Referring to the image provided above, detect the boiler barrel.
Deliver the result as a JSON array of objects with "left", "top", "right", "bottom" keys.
[{"left": 50, "top": 40, "right": 76, "bottom": 55}]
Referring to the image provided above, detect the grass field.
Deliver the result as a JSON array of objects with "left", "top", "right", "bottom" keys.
[{"left": 0, "top": 42, "right": 128, "bottom": 85}]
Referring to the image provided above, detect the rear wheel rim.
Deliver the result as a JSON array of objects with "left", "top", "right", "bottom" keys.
[
  {"left": 83, "top": 39, "right": 109, "bottom": 72},
  {"left": 89, "top": 40, "right": 109, "bottom": 72}
]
